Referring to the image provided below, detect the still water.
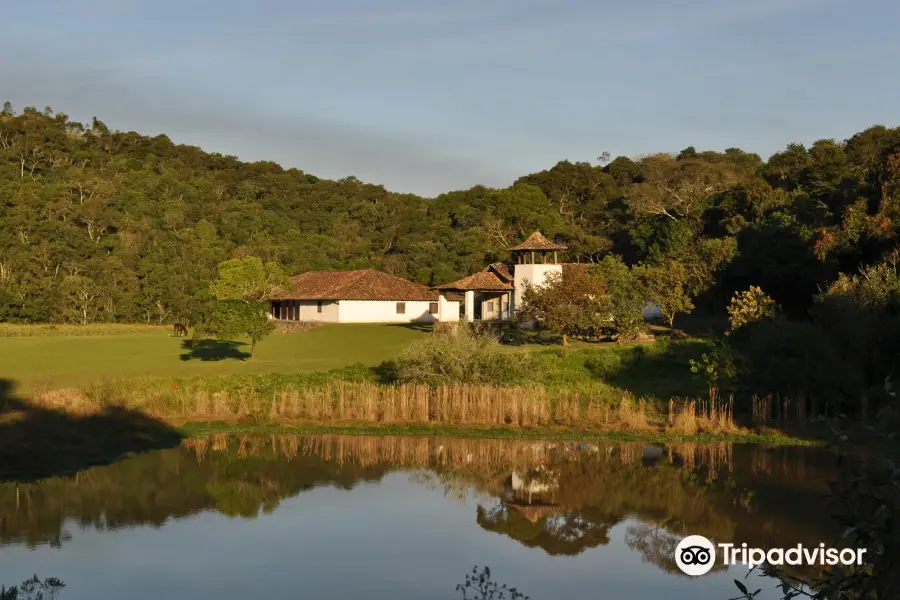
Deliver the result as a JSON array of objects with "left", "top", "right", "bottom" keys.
[{"left": 0, "top": 435, "right": 840, "bottom": 600}]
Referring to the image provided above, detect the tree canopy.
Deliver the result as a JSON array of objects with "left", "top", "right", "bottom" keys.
[{"left": 0, "top": 103, "right": 898, "bottom": 331}]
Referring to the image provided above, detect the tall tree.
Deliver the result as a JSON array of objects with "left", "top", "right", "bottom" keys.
[{"left": 518, "top": 268, "right": 609, "bottom": 345}]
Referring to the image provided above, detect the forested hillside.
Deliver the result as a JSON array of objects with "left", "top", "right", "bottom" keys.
[{"left": 1, "top": 101, "right": 899, "bottom": 325}]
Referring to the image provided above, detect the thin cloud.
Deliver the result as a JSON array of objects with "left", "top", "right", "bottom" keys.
[
  {"left": 0, "top": 48, "right": 511, "bottom": 196},
  {"left": 440, "top": 0, "right": 838, "bottom": 54}
]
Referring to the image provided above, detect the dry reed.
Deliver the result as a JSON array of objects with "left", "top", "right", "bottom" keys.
[
  {"left": 667, "top": 392, "right": 736, "bottom": 434},
  {"left": 30, "top": 378, "right": 747, "bottom": 435},
  {"left": 751, "top": 394, "right": 809, "bottom": 426}
]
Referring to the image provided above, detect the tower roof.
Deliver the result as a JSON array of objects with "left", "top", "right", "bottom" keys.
[
  {"left": 507, "top": 502, "right": 560, "bottom": 524},
  {"left": 509, "top": 231, "right": 567, "bottom": 252}
]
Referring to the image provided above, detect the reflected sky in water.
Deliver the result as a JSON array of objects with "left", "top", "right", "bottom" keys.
[{"left": 0, "top": 436, "right": 839, "bottom": 600}]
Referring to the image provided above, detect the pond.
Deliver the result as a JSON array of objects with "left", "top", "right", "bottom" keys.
[{"left": 0, "top": 435, "right": 841, "bottom": 600}]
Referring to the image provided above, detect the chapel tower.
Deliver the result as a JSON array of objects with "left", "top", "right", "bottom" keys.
[{"left": 509, "top": 232, "right": 566, "bottom": 314}]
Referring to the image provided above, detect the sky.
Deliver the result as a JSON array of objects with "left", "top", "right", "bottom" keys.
[{"left": 1, "top": 0, "right": 898, "bottom": 196}]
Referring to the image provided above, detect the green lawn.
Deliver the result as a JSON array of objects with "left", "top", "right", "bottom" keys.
[{"left": 1, "top": 324, "right": 430, "bottom": 391}]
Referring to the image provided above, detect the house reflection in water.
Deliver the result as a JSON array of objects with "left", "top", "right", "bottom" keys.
[
  {"left": 499, "top": 445, "right": 666, "bottom": 526},
  {"left": 506, "top": 466, "right": 561, "bottom": 522}
]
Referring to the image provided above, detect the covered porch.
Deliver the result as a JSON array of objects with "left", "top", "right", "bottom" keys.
[{"left": 433, "top": 269, "right": 514, "bottom": 323}]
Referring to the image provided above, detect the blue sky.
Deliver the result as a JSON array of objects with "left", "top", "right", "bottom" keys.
[{"left": 2, "top": 0, "right": 898, "bottom": 196}]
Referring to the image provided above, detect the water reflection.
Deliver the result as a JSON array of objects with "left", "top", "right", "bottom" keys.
[{"left": 0, "top": 435, "right": 840, "bottom": 598}]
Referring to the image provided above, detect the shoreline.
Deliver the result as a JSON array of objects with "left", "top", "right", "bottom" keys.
[{"left": 177, "top": 420, "right": 825, "bottom": 446}]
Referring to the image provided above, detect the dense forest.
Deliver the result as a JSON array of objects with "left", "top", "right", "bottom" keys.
[{"left": 2, "top": 101, "right": 897, "bottom": 326}]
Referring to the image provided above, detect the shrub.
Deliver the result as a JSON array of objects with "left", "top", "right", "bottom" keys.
[
  {"left": 727, "top": 286, "right": 777, "bottom": 333},
  {"left": 729, "top": 319, "right": 850, "bottom": 411},
  {"left": 392, "top": 325, "right": 538, "bottom": 386},
  {"left": 689, "top": 342, "right": 738, "bottom": 396}
]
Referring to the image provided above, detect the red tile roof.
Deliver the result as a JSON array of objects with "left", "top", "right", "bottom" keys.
[
  {"left": 509, "top": 231, "right": 567, "bottom": 251},
  {"left": 435, "top": 262, "right": 586, "bottom": 292},
  {"left": 277, "top": 269, "right": 439, "bottom": 301},
  {"left": 487, "top": 263, "right": 514, "bottom": 282},
  {"left": 434, "top": 270, "right": 513, "bottom": 292}
]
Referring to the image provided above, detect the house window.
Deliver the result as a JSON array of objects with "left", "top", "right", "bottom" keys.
[
  {"left": 429, "top": 302, "right": 438, "bottom": 314},
  {"left": 486, "top": 301, "right": 494, "bottom": 313},
  {"left": 396, "top": 302, "right": 406, "bottom": 314},
  {"left": 317, "top": 300, "right": 323, "bottom": 313}
]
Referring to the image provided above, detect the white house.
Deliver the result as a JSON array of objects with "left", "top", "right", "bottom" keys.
[
  {"left": 434, "top": 231, "right": 662, "bottom": 327},
  {"left": 269, "top": 269, "right": 460, "bottom": 324},
  {"left": 435, "top": 231, "right": 572, "bottom": 324}
]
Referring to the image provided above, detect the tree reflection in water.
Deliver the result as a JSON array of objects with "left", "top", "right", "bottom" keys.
[{"left": 0, "top": 434, "right": 839, "bottom": 580}]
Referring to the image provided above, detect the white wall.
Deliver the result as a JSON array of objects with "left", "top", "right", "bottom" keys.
[
  {"left": 301, "top": 300, "right": 340, "bottom": 322},
  {"left": 337, "top": 300, "right": 439, "bottom": 323},
  {"left": 513, "top": 263, "right": 562, "bottom": 313},
  {"left": 438, "top": 296, "right": 460, "bottom": 322}
]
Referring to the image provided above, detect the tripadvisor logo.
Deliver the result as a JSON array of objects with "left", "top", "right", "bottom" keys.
[
  {"left": 674, "top": 535, "right": 868, "bottom": 577},
  {"left": 675, "top": 535, "right": 717, "bottom": 576}
]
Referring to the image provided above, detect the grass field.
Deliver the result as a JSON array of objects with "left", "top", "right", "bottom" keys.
[{"left": 1, "top": 323, "right": 430, "bottom": 391}]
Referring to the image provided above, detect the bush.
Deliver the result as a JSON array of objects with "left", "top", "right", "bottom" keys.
[
  {"left": 689, "top": 342, "right": 738, "bottom": 395},
  {"left": 729, "top": 319, "right": 851, "bottom": 410},
  {"left": 391, "top": 325, "right": 538, "bottom": 386},
  {"left": 727, "top": 286, "right": 777, "bottom": 333}
]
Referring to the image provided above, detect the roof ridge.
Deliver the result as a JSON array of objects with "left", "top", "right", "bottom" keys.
[
  {"left": 509, "top": 231, "right": 567, "bottom": 251},
  {"left": 280, "top": 268, "right": 439, "bottom": 301}
]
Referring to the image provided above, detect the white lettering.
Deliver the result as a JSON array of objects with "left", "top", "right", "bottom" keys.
[
  {"left": 718, "top": 543, "right": 734, "bottom": 565},
  {"left": 676, "top": 537, "right": 867, "bottom": 576},
  {"left": 747, "top": 548, "right": 766, "bottom": 569},
  {"left": 785, "top": 546, "right": 803, "bottom": 566},
  {"left": 767, "top": 548, "right": 784, "bottom": 566}
]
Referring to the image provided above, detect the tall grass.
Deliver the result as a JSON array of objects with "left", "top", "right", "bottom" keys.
[
  {"left": 0, "top": 323, "right": 171, "bottom": 337},
  {"left": 668, "top": 393, "right": 736, "bottom": 434},
  {"left": 29, "top": 377, "right": 741, "bottom": 435},
  {"left": 751, "top": 394, "right": 810, "bottom": 426}
]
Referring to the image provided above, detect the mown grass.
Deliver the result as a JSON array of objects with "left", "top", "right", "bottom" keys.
[{"left": 1, "top": 323, "right": 430, "bottom": 391}]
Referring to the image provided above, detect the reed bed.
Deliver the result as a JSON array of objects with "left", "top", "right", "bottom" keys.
[
  {"left": 30, "top": 377, "right": 746, "bottom": 435},
  {"left": 668, "top": 393, "right": 736, "bottom": 434},
  {"left": 751, "top": 393, "right": 810, "bottom": 426},
  {"left": 0, "top": 323, "right": 170, "bottom": 337}
]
